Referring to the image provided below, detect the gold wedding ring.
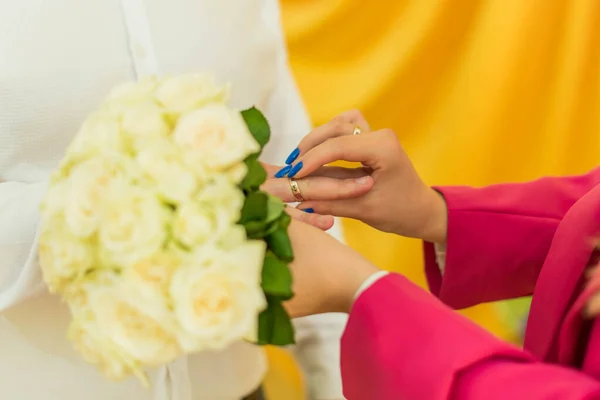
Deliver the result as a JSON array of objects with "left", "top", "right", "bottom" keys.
[
  {"left": 352, "top": 126, "right": 361, "bottom": 136},
  {"left": 288, "top": 178, "right": 304, "bottom": 202}
]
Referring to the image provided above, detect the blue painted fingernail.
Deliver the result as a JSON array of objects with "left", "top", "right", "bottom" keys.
[
  {"left": 288, "top": 161, "right": 303, "bottom": 178},
  {"left": 285, "top": 148, "right": 300, "bottom": 165},
  {"left": 275, "top": 165, "right": 292, "bottom": 178},
  {"left": 302, "top": 208, "right": 314, "bottom": 213}
]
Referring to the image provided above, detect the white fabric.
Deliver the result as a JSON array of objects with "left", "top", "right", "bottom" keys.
[
  {"left": 434, "top": 243, "right": 447, "bottom": 274},
  {"left": 352, "top": 241, "right": 447, "bottom": 304},
  {"left": 0, "top": 1, "right": 346, "bottom": 399},
  {"left": 353, "top": 271, "right": 390, "bottom": 301}
]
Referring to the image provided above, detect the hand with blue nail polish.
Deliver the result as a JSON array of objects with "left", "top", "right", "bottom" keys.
[
  {"left": 285, "top": 147, "right": 300, "bottom": 165},
  {"left": 271, "top": 118, "right": 448, "bottom": 244},
  {"left": 260, "top": 162, "right": 374, "bottom": 204},
  {"left": 287, "top": 161, "right": 303, "bottom": 178},
  {"left": 275, "top": 165, "right": 292, "bottom": 178}
]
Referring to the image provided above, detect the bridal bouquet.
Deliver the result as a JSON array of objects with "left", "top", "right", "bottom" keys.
[{"left": 38, "top": 74, "right": 295, "bottom": 384}]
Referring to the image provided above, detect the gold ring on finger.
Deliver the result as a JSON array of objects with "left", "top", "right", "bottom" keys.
[
  {"left": 288, "top": 178, "right": 304, "bottom": 202},
  {"left": 352, "top": 126, "right": 361, "bottom": 136}
]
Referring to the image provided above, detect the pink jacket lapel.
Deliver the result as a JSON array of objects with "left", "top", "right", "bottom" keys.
[{"left": 525, "top": 185, "right": 600, "bottom": 361}]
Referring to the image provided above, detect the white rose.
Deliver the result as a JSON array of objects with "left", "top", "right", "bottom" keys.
[
  {"left": 68, "top": 317, "right": 140, "bottom": 382},
  {"left": 173, "top": 104, "right": 260, "bottom": 171},
  {"left": 38, "top": 226, "right": 94, "bottom": 293},
  {"left": 136, "top": 140, "right": 198, "bottom": 204},
  {"left": 172, "top": 201, "right": 215, "bottom": 248},
  {"left": 169, "top": 241, "right": 266, "bottom": 351},
  {"left": 197, "top": 175, "right": 245, "bottom": 221},
  {"left": 172, "top": 200, "right": 238, "bottom": 249},
  {"left": 215, "top": 225, "right": 248, "bottom": 250},
  {"left": 98, "top": 184, "right": 168, "bottom": 268},
  {"left": 121, "top": 101, "right": 170, "bottom": 151},
  {"left": 85, "top": 277, "right": 181, "bottom": 367},
  {"left": 224, "top": 162, "right": 248, "bottom": 184},
  {"left": 125, "top": 251, "right": 181, "bottom": 293},
  {"left": 155, "top": 74, "right": 230, "bottom": 114},
  {"left": 62, "top": 155, "right": 138, "bottom": 238},
  {"left": 40, "top": 180, "right": 67, "bottom": 225},
  {"left": 106, "top": 77, "right": 159, "bottom": 105},
  {"left": 68, "top": 112, "right": 125, "bottom": 158}
]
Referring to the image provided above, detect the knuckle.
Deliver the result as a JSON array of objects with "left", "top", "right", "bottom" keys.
[
  {"left": 379, "top": 128, "right": 396, "bottom": 139},
  {"left": 377, "top": 129, "right": 399, "bottom": 148},
  {"left": 331, "top": 119, "right": 347, "bottom": 133},
  {"left": 346, "top": 108, "right": 363, "bottom": 121}
]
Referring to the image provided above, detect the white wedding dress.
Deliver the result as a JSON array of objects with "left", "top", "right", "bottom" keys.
[{"left": 0, "top": 1, "right": 347, "bottom": 399}]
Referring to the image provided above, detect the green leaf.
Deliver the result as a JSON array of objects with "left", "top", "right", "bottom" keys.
[
  {"left": 240, "top": 154, "right": 267, "bottom": 191},
  {"left": 261, "top": 252, "right": 293, "bottom": 300},
  {"left": 239, "top": 192, "right": 268, "bottom": 224},
  {"left": 266, "top": 228, "right": 294, "bottom": 262},
  {"left": 266, "top": 195, "right": 285, "bottom": 224},
  {"left": 257, "top": 296, "right": 295, "bottom": 346},
  {"left": 244, "top": 220, "right": 268, "bottom": 239},
  {"left": 241, "top": 107, "right": 271, "bottom": 149},
  {"left": 263, "top": 219, "right": 281, "bottom": 237},
  {"left": 266, "top": 213, "right": 293, "bottom": 262}
]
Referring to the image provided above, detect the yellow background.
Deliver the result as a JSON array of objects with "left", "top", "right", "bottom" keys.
[{"left": 264, "top": 1, "right": 600, "bottom": 398}]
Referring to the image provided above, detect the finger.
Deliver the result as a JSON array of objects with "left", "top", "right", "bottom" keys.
[
  {"left": 285, "top": 206, "right": 334, "bottom": 231},
  {"left": 297, "top": 198, "right": 363, "bottom": 221},
  {"left": 584, "top": 292, "right": 600, "bottom": 318},
  {"left": 284, "top": 110, "right": 369, "bottom": 164},
  {"left": 586, "top": 267, "right": 598, "bottom": 280},
  {"left": 268, "top": 163, "right": 372, "bottom": 180},
  {"left": 310, "top": 166, "right": 372, "bottom": 180},
  {"left": 336, "top": 109, "right": 371, "bottom": 131},
  {"left": 261, "top": 175, "right": 374, "bottom": 203},
  {"left": 296, "top": 120, "right": 360, "bottom": 158},
  {"left": 291, "top": 131, "right": 391, "bottom": 179},
  {"left": 295, "top": 109, "right": 370, "bottom": 157},
  {"left": 261, "top": 162, "right": 280, "bottom": 178}
]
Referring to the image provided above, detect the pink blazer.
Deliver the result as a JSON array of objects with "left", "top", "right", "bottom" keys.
[{"left": 341, "top": 168, "right": 600, "bottom": 399}]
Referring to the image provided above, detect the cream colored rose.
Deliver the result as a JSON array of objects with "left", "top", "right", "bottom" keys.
[
  {"left": 169, "top": 241, "right": 266, "bottom": 351},
  {"left": 85, "top": 278, "right": 182, "bottom": 367},
  {"left": 136, "top": 140, "right": 198, "bottom": 204},
  {"left": 68, "top": 112, "right": 125, "bottom": 158},
  {"left": 107, "top": 76, "right": 159, "bottom": 105},
  {"left": 172, "top": 201, "right": 215, "bottom": 248},
  {"left": 62, "top": 155, "right": 138, "bottom": 238},
  {"left": 155, "top": 74, "right": 230, "bottom": 114},
  {"left": 40, "top": 180, "right": 67, "bottom": 225},
  {"left": 68, "top": 318, "right": 140, "bottom": 382},
  {"left": 38, "top": 227, "right": 94, "bottom": 293},
  {"left": 173, "top": 104, "right": 260, "bottom": 171},
  {"left": 121, "top": 101, "right": 170, "bottom": 151},
  {"left": 124, "top": 251, "right": 181, "bottom": 293},
  {"left": 97, "top": 184, "right": 168, "bottom": 268},
  {"left": 224, "top": 162, "right": 248, "bottom": 184},
  {"left": 216, "top": 225, "right": 249, "bottom": 250},
  {"left": 197, "top": 175, "right": 245, "bottom": 221},
  {"left": 172, "top": 199, "right": 240, "bottom": 248}
]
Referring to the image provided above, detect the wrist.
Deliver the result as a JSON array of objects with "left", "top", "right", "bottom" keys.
[
  {"left": 419, "top": 188, "right": 448, "bottom": 244},
  {"left": 332, "top": 256, "right": 379, "bottom": 314}
]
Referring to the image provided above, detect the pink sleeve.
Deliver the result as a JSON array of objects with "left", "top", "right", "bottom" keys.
[
  {"left": 341, "top": 274, "right": 600, "bottom": 400},
  {"left": 425, "top": 168, "right": 600, "bottom": 309}
]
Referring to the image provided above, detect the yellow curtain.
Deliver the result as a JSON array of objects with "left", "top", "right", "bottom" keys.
[{"left": 264, "top": 0, "right": 599, "bottom": 398}]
